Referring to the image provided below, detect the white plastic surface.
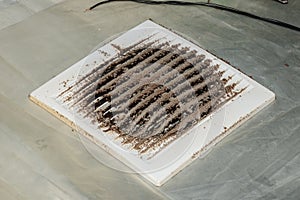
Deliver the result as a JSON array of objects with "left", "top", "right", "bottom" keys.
[{"left": 30, "top": 20, "right": 275, "bottom": 186}]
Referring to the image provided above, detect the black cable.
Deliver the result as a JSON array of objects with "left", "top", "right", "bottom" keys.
[{"left": 87, "top": 0, "right": 300, "bottom": 32}]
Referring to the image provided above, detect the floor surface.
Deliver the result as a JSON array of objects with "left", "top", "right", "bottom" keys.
[{"left": 0, "top": 0, "right": 299, "bottom": 199}]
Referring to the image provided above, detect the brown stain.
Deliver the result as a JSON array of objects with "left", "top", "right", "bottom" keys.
[
  {"left": 98, "top": 50, "right": 110, "bottom": 57},
  {"left": 111, "top": 44, "right": 122, "bottom": 52},
  {"left": 56, "top": 39, "right": 244, "bottom": 155}
]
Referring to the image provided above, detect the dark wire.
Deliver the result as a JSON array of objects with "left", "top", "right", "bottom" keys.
[{"left": 87, "top": 0, "right": 300, "bottom": 32}]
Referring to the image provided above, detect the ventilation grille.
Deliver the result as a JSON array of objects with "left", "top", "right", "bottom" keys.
[
  {"left": 30, "top": 20, "right": 275, "bottom": 185},
  {"left": 56, "top": 36, "right": 245, "bottom": 155}
]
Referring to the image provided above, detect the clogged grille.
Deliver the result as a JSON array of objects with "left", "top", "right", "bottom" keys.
[{"left": 57, "top": 38, "right": 243, "bottom": 154}]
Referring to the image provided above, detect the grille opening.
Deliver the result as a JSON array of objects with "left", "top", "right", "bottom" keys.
[{"left": 58, "top": 39, "right": 242, "bottom": 154}]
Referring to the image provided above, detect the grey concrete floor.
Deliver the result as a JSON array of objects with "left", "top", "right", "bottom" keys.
[
  {"left": 0, "top": 0, "right": 65, "bottom": 30},
  {"left": 0, "top": 0, "right": 299, "bottom": 199}
]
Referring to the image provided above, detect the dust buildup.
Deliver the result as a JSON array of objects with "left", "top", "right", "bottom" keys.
[{"left": 59, "top": 40, "right": 238, "bottom": 154}]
